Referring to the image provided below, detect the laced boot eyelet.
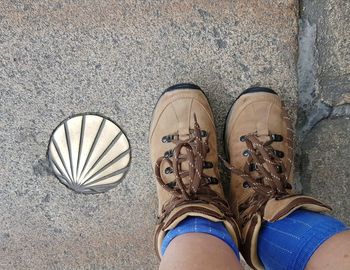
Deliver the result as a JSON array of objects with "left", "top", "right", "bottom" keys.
[
  {"left": 243, "top": 181, "right": 250, "bottom": 188},
  {"left": 276, "top": 165, "right": 283, "bottom": 173},
  {"left": 273, "top": 150, "right": 284, "bottom": 158},
  {"left": 203, "top": 161, "right": 213, "bottom": 169},
  {"left": 208, "top": 177, "right": 219, "bottom": 185},
  {"left": 238, "top": 204, "right": 246, "bottom": 212},
  {"left": 200, "top": 130, "right": 207, "bottom": 137},
  {"left": 271, "top": 134, "right": 283, "bottom": 142},
  {"left": 165, "top": 167, "right": 173, "bottom": 174},
  {"left": 161, "top": 135, "right": 174, "bottom": 143},
  {"left": 243, "top": 149, "right": 250, "bottom": 157},
  {"left": 164, "top": 150, "right": 173, "bottom": 158},
  {"left": 249, "top": 163, "right": 256, "bottom": 172},
  {"left": 166, "top": 181, "right": 176, "bottom": 189},
  {"left": 284, "top": 182, "right": 292, "bottom": 189},
  {"left": 240, "top": 135, "right": 246, "bottom": 142}
]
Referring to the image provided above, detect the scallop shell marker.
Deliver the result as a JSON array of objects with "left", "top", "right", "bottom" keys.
[{"left": 48, "top": 114, "right": 131, "bottom": 194}]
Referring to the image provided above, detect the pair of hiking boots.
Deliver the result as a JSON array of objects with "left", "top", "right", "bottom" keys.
[{"left": 149, "top": 84, "right": 330, "bottom": 270}]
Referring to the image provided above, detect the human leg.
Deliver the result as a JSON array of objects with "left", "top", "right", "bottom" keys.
[
  {"left": 160, "top": 233, "right": 243, "bottom": 270},
  {"left": 305, "top": 230, "right": 350, "bottom": 270}
]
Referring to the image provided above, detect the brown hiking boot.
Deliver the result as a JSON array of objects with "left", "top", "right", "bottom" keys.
[
  {"left": 150, "top": 83, "right": 240, "bottom": 258},
  {"left": 223, "top": 87, "right": 331, "bottom": 270}
]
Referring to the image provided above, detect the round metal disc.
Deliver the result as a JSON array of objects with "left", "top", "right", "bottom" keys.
[{"left": 48, "top": 114, "right": 131, "bottom": 194}]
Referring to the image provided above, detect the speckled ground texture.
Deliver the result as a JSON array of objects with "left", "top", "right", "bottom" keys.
[
  {"left": 0, "top": 0, "right": 346, "bottom": 269},
  {"left": 298, "top": 0, "right": 350, "bottom": 225}
]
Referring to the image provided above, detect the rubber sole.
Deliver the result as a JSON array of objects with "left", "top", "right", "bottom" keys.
[
  {"left": 158, "top": 83, "right": 207, "bottom": 102},
  {"left": 236, "top": 86, "right": 277, "bottom": 100},
  {"left": 164, "top": 83, "right": 202, "bottom": 93},
  {"left": 223, "top": 86, "right": 278, "bottom": 159}
]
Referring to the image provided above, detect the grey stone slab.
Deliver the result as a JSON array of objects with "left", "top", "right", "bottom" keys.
[
  {"left": 301, "top": 0, "right": 350, "bottom": 106},
  {"left": 298, "top": 0, "right": 350, "bottom": 229},
  {"left": 0, "top": 1, "right": 298, "bottom": 269},
  {"left": 300, "top": 118, "right": 350, "bottom": 225}
]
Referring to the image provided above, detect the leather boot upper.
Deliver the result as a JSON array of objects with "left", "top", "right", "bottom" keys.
[
  {"left": 150, "top": 85, "right": 240, "bottom": 258},
  {"left": 224, "top": 88, "right": 331, "bottom": 270}
]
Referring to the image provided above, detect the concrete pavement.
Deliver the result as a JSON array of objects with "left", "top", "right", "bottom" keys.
[{"left": 1, "top": 0, "right": 348, "bottom": 269}]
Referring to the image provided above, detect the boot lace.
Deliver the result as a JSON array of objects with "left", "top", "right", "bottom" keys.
[
  {"left": 155, "top": 114, "right": 233, "bottom": 223},
  {"left": 221, "top": 104, "right": 295, "bottom": 225}
]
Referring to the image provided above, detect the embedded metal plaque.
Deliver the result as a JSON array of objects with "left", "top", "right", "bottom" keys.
[{"left": 48, "top": 114, "right": 131, "bottom": 194}]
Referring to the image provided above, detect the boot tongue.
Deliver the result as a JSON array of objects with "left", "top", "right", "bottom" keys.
[
  {"left": 256, "top": 134, "right": 270, "bottom": 143},
  {"left": 256, "top": 120, "right": 270, "bottom": 142},
  {"left": 178, "top": 128, "right": 191, "bottom": 141},
  {"left": 256, "top": 125, "right": 270, "bottom": 143},
  {"left": 179, "top": 134, "right": 190, "bottom": 140}
]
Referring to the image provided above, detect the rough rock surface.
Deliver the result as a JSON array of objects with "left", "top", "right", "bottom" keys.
[
  {"left": 300, "top": 118, "right": 350, "bottom": 225},
  {"left": 298, "top": 0, "right": 350, "bottom": 226}
]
